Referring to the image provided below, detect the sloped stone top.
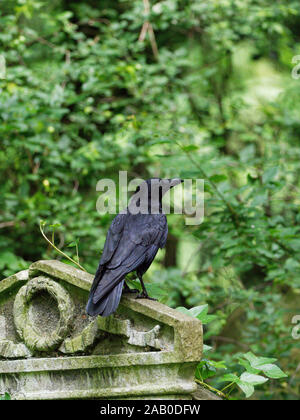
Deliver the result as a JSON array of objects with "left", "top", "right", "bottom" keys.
[{"left": 0, "top": 260, "right": 203, "bottom": 400}]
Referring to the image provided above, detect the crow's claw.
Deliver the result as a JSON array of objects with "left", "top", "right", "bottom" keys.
[{"left": 135, "top": 292, "right": 157, "bottom": 301}]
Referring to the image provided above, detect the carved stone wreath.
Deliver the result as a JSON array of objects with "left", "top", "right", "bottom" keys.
[{"left": 13, "top": 276, "right": 74, "bottom": 352}]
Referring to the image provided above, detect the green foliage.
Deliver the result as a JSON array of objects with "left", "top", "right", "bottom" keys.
[
  {"left": 0, "top": 0, "right": 300, "bottom": 399},
  {"left": 0, "top": 392, "right": 11, "bottom": 400},
  {"left": 182, "top": 304, "right": 287, "bottom": 399}
]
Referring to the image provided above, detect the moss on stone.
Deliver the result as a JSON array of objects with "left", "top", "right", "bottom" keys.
[{"left": 0, "top": 260, "right": 203, "bottom": 400}]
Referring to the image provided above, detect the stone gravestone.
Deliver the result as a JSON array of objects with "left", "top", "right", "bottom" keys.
[{"left": 0, "top": 260, "right": 203, "bottom": 400}]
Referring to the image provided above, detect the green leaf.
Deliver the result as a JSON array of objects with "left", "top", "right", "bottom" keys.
[
  {"left": 209, "top": 360, "right": 227, "bottom": 369},
  {"left": 180, "top": 170, "right": 201, "bottom": 178},
  {"left": 241, "top": 353, "right": 287, "bottom": 379},
  {"left": 175, "top": 306, "right": 192, "bottom": 316},
  {"left": 251, "top": 192, "right": 268, "bottom": 206},
  {"left": 219, "top": 373, "right": 239, "bottom": 383},
  {"left": 262, "top": 167, "right": 278, "bottom": 184},
  {"left": 181, "top": 145, "right": 199, "bottom": 152},
  {"left": 188, "top": 304, "right": 208, "bottom": 318},
  {"left": 176, "top": 305, "right": 217, "bottom": 324},
  {"left": 238, "top": 358, "right": 260, "bottom": 374},
  {"left": 0, "top": 392, "right": 11, "bottom": 400},
  {"left": 240, "top": 372, "right": 268, "bottom": 385},
  {"left": 196, "top": 359, "right": 217, "bottom": 380},
  {"left": 258, "top": 364, "right": 287, "bottom": 379},
  {"left": 243, "top": 352, "right": 277, "bottom": 367},
  {"left": 236, "top": 381, "right": 255, "bottom": 398},
  {"left": 210, "top": 174, "right": 227, "bottom": 183},
  {"left": 49, "top": 223, "right": 61, "bottom": 229},
  {"left": 203, "top": 344, "right": 212, "bottom": 353},
  {"left": 66, "top": 240, "right": 79, "bottom": 248}
]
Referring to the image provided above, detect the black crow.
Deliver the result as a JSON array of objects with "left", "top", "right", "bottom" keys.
[{"left": 86, "top": 178, "right": 183, "bottom": 317}]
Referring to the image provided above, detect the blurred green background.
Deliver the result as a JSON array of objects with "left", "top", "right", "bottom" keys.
[{"left": 1, "top": 0, "right": 300, "bottom": 399}]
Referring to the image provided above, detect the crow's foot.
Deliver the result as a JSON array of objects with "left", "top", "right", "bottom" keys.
[{"left": 135, "top": 292, "right": 157, "bottom": 301}]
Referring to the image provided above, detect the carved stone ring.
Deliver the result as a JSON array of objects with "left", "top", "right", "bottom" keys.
[{"left": 13, "top": 276, "right": 74, "bottom": 352}]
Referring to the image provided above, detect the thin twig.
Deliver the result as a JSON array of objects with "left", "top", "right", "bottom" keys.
[
  {"left": 138, "top": 0, "right": 159, "bottom": 60},
  {"left": 195, "top": 379, "right": 227, "bottom": 399},
  {"left": 0, "top": 221, "right": 25, "bottom": 229},
  {"left": 39, "top": 221, "right": 87, "bottom": 272}
]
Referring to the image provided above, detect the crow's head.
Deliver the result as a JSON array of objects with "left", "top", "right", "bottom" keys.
[
  {"left": 129, "top": 178, "right": 183, "bottom": 214},
  {"left": 134, "top": 178, "right": 183, "bottom": 195}
]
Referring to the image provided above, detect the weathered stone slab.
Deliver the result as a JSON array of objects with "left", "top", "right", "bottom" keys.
[{"left": 0, "top": 260, "right": 204, "bottom": 400}]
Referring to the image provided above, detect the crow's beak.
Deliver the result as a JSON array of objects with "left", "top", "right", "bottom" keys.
[{"left": 168, "top": 178, "right": 183, "bottom": 188}]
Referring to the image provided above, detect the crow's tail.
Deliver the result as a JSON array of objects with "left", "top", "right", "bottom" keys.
[{"left": 86, "top": 268, "right": 125, "bottom": 317}]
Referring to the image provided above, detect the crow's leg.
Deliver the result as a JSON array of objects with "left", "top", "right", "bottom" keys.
[
  {"left": 136, "top": 273, "right": 157, "bottom": 301},
  {"left": 123, "top": 282, "right": 139, "bottom": 294}
]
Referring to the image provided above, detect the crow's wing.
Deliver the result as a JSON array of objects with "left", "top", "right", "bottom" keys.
[
  {"left": 158, "top": 222, "right": 168, "bottom": 249},
  {"left": 92, "top": 214, "right": 167, "bottom": 304},
  {"left": 88, "top": 213, "right": 127, "bottom": 298},
  {"left": 99, "top": 213, "right": 128, "bottom": 265}
]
